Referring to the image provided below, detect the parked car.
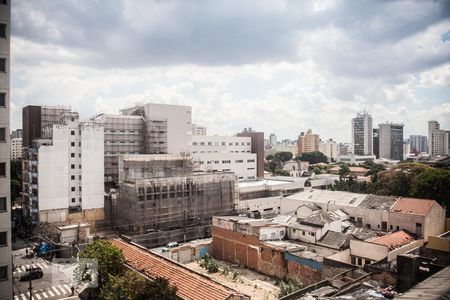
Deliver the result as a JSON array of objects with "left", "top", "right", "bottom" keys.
[
  {"left": 19, "top": 267, "right": 43, "bottom": 281},
  {"left": 161, "top": 242, "right": 179, "bottom": 252}
]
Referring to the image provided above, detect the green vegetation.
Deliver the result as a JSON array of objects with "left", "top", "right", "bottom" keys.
[
  {"left": 79, "top": 240, "right": 177, "bottom": 299},
  {"left": 278, "top": 277, "right": 303, "bottom": 297},
  {"left": 100, "top": 270, "right": 177, "bottom": 300},
  {"left": 198, "top": 254, "right": 219, "bottom": 273},
  {"left": 331, "top": 163, "right": 450, "bottom": 216},
  {"left": 295, "top": 151, "right": 328, "bottom": 164},
  {"left": 265, "top": 151, "right": 293, "bottom": 175}
]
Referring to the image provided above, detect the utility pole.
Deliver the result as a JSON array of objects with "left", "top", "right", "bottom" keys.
[{"left": 26, "top": 267, "right": 33, "bottom": 300}]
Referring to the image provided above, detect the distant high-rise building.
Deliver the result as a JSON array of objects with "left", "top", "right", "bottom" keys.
[
  {"left": 297, "top": 129, "right": 319, "bottom": 155},
  {"left": 237, "top": 128, "right": 264, "bottom": 178},
  {"left": 379, "top": 123, "right": 404, "bottom": 160},
  {"left": 191, "top": 124, "right": 207, "bottom": 136},
  {"left": 11, "top": 129, "right": 23, "bottom": 139},
  {"left": 409, "top": 135, "right": 428, "bottom": 154},
  {"left": 10, "top": 137, "right": 22, "bottom": 160},
  {"left": 319, "top": 139, "right": 338, "bottom": 161},
  {"left": 269, "top": 134, "right": 277, "bottom": 147},
  {"left": 0, "top": 2, "right": 12, "bottom": 298},
  {"left": 373, "top": 128, "right": 379, "bottom": 158},
  {"left": 352, "top": 112, "right": 373, "bottom": 156},
  {"left": 428, "top": 121, "right": 449, "bottom": 157}
]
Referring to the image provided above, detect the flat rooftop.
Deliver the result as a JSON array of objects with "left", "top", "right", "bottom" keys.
[{"left": 238, "top": 179, "right": 293, "bottom": 188}]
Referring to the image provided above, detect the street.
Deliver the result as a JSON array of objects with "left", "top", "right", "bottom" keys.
[{"left": 13, "top": 248, "right": 76, "bottom": 300}]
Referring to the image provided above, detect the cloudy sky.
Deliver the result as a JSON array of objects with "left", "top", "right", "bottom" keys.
[{"left": 11, "top": 0, "right": 450, "bottom": 142}]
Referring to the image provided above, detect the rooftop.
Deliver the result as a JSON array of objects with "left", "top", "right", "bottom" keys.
[
  {"left": 391, "top": 197, "right": 437, "bottom": 216},
  {"left": 286, "top": 190, "right": 367, "bottom": 208},
  {"left": 317, "top": 231, "right": 350, "bottom": 250},
  {"left": 238, "top": 179, "right": 293, "bottom": 188},
  {"left": 359, "top": 194, "right": 399, "bottom": 211},
  {"left": 397, "top": 266, "right": 450, "bottom": 299},
  {"left": 300, "top": 209, "right": 348, "bottom": 227},
  {"left": 368, "top": 230, "right": 416, "bottom": 251},
  {"left": 111, "top": 239, "right": 245, "bottom": 300}
]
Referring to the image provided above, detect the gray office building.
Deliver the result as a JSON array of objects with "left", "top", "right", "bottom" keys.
[
  {"left": 409, "top": 135, "right": 428, "bottom": 154},
  {"left": 352, "top": 112, "right": 373, "bottom": 156},
  {"left": 379, "top": 123, "right": 404, "bottom": 160}
]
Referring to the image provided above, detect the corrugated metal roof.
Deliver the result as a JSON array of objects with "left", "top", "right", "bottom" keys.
[{"left": 111, "top": 239, "right": 244, "bottom": 300}]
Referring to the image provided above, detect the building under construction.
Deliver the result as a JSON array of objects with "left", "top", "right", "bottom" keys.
[{"left": 114, "top": 154, "right": 237, "bottom": 237}]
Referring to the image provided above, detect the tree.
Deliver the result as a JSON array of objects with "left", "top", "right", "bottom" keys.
[
  {"left": 338, "top": 165, "right": 350, "bottom": 180},
  {"left": 274, "top": 151, "right": 293, "bottom": 163},
  {"left": 265, "top": 152, "right": 294, "bottom": 175},
  {"left": 295, "top": 151, "right": 327, "bottom": 164},
  {"left": 278, "top": 277, "right": 303, "bottom": 297},
  {"left": 100, "top": 270, "right": 177, "bottom": 300},
  {"left": 79, "top": 240, "right": 125, "bottom": 285}
]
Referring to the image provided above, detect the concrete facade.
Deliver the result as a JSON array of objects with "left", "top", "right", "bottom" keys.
[
  {"left": 379, "top": 123, "right": 404, "bottom": 160},
  {"left": 10, "top": 137, "right": 21, "bottom": 160},
  {"left": 23, "top": 113, "right": 104, "bottom": 225},
  {"left": 319, "top": 139, "right": 338, "bottom": 161},
  {"left": 352, "top": 112, "right": 373, "bottom": 156},
  {"left": 237, "top": 128, "right": 264, "bottom": 178},
  {"left": 191, "top": 135, "right": 256, "bottom": 180},
  {"left": 0, "top": 2, "right": 11, "bottom": 298},
  {"left": 297, "top": 129, "right": 319, "bottom": 155}
]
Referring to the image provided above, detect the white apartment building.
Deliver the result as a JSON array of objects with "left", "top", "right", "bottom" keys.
[
  {"left": 10, "top": 137, "right": 22, "bottom": 160},
  {"left": 0, "top": 2, "right": 11, "bottom": 298},
  {"left": 192, "top": 124, "right": 207, "bottom": 135},
  {"left": 319, "top": 139, "right": 338, "bottom": 161},
  {"left": 191, "top": 135, "right": 257, "bottom": 180},
  {"left": 23, "top": 113, "right": 104, "bottom": 225},
  {"left": 428, "top": 120, "right": 449, "bottom": 157}
]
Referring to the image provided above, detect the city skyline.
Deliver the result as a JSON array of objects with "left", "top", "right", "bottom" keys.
[{"left": 10, "top": 1, "right": 450, "bottom": 142}]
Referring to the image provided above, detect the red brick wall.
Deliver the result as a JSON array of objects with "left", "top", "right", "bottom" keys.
[
  {"left": 287, "top": 261, "right": 322, "bottom": 286},
  {"left": 235, "top": 243, "right": 248, "bottom": 266},
  {"left": 248, "top": 247, "right": 258, "bottom": 270}
]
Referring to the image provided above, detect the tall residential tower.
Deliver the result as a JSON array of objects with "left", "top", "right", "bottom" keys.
[
  {"left": 0, "top": 2, "right": 11, "bottom": 298},
  {"left": 352, "top": 112, "right": 373, "bottom": 156}
]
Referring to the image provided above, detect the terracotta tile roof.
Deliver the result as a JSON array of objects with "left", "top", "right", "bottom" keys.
[
  {"left": 390, "top": 197, "right": 437, "bottom": 216},
  {"left": 111, "top": 239, "right": 245, "bottom": 300},
  {"left": 368, "top": 230, "right": 415, "bottom": 251}
]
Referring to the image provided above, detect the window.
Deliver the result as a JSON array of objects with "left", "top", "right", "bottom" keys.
[
  {"left": 71, "top": 142, "right": 75, "bottom": 147},
  {"left": 0, "top": 232, "right": 6, "bottom": 246},
  {"left": 0, "top": 93, "right": 5, "bottom": 107},
  {"left": 357, "top": 258, "right": 362, "bottom": 266},
  {"left": 71, "top": 187, "right": 75, "bottom": 192},
  {"left": 71, "top": 164, "right": 75, "bottom": 169},
  {"left": 79, "top": 198, "right": 82, "bottom": 202},
  {"left": 79, "top": 175, "right": 82, "bottom": 180},
  {"left": 71, "top": 130, "right": 75, "bottom": 136},
  {"left": 0, "top": 162, "right": 5, "bottom": 176},
  {"left": 0, "top": 128, "right": 5, "bottom": 141},
  {"left": 79, "top": 187, "right": 82, "bottom": 191},
  {"left": 302, "top": 231, "right": 305, "bottom": 236},
  {"left": 71, "top": 198, "right": 75, "bottom": 203},
  {"left": 0, "top": 24, "right": 6, "bottom": 38},
  {"left": 71, "top": 153, "right": 75, "bottom": 158},
  {"left": 365, "top": 259, "right": 371, "bottom": 265},
  {"left": 71, "top": 175, "right": 75, "bottom": 180},
  {"left": 247, "top": 159, "right": 255, "bottom": 163},
  {"left": 0, "top": 266, "right": 7, "bottom": 281},
  {"left": 0, "top": 58, "right": 6, "bottom": 72},
  {"left": 351, "top": 257, "right": 356, "bottom": 265},
  {"left": 0, "top": 197, "right": 6, "bottom": 212},
  {"left": 79, "top": 164, "right": 82, "bottom": 169},
  {"left": 396, "top": 226, "right": 400, "bottom": 231},
  {"left": 0, "top": 0, "right": 7, "bottom": 5}
]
